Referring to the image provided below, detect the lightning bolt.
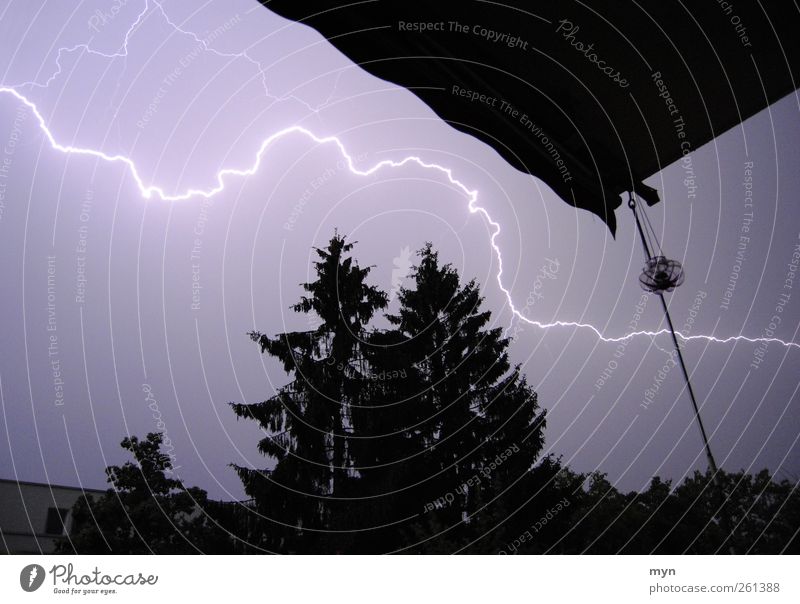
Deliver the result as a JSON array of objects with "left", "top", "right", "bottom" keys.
[
  {"left": 7, "top": 3, "right": 150, "bottom": 91},
  {"left": 28, "top": 566, "right": 38, "bottom": 587},
  {"left": 1, "top": 2, "right": 798, "bottom": 353},
  {"left": 8, "top": 0, "right": 329, "bottom": 114},
  {"left": 147, "top": 0, "right": 327, "bottom": 112}
]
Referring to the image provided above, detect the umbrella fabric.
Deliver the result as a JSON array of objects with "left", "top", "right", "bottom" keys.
[{"left": 262, "top": 1, "right": 800, "bottom": 234}]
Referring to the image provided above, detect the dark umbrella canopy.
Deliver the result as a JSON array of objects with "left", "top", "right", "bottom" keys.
[{"left": 262, "top": 0, "right": 799, "bottom": 234}]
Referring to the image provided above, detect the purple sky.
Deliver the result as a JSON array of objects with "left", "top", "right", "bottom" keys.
[{"left": 0, "top": 0, "right": 798, "bottom": 500}]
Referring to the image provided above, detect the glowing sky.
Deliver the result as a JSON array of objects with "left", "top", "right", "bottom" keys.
[{"left": 0, "top": 0, "right": 798, "bottom": 499}]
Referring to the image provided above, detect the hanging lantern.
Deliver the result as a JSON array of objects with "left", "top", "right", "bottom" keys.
[{"left": 639, "top": 256, "right": 684, "bottom": 293}]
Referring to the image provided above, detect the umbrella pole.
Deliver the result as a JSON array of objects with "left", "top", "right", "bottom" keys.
[
  {"left": 628, "top": 195, "right": 719, "bottom": 475},
  {"left": 655, "top": 293, "right": 719, "bottom": 474},
  {"left": 629, "top": 194, "right": 733, "bottom": 552}
]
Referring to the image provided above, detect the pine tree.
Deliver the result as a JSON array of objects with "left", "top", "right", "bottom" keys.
[
  {"left": 385, "top": 244, "right": 548, "bottom": 551},
  {"left": 231, "top": 237, "right": 550, "bottom": 553},
  {"left": 230, "top": 233, "right": 387, "bottom": 553}
]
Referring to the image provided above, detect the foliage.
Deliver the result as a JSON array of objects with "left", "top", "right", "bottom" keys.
[
  {"left": 56, "top": 432, "right": 232, "bottom": 554},
  {"left": 232, "top": 236, "right": 547, "bottom": 552},
  {"left": 64, "top": 235, "right": 800, "bottom": 554}
]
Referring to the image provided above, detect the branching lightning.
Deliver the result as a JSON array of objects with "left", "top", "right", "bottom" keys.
[{"left": 1, "top": 1, "right": 797, "bottom": 352}]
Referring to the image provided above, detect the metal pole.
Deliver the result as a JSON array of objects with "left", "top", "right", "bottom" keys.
[
  {"left": 628, "top": 194, "right": 718, "bottom": 475},
  {"left": 628, "top": 194, "right": 733, "bottom": 551},
  {"left": 656, "top": 292, "right": 719, "bottom": 474}
]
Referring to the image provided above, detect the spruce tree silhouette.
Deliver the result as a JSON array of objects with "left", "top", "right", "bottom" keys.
[
  {"left": 231, "top": 237, "right": 553, "bottom": 553},
  {"left": 230, "top": 233, "right": 387, "bottom": 553},
  {"left": 382, "top": 244, "right": 548, "bottom": 552}
]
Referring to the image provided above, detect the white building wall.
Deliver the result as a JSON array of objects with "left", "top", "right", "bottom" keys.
[{"left": 0, "top": 479, "right": 104, "bottom": 554}]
